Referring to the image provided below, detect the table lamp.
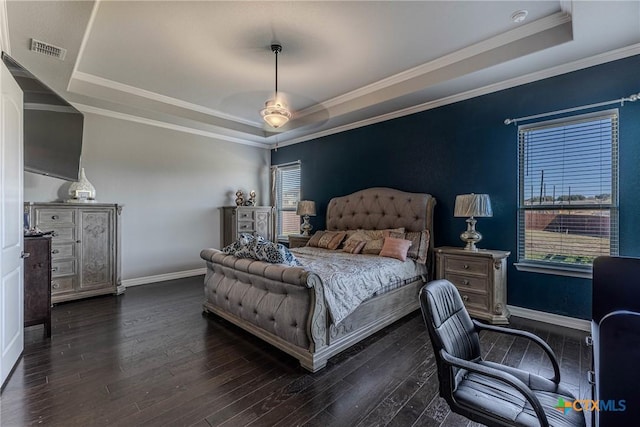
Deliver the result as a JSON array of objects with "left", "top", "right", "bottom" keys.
[
  {"left": 454, "top": 193, "right": 492, "bottom": 251},
  {"left": 296, "top": 200, "right": 316, "bottom": 236}
]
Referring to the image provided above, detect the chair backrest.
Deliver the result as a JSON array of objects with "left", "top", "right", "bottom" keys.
[{"left": 420, "top": 280, "right": 481, "bottom": 396}]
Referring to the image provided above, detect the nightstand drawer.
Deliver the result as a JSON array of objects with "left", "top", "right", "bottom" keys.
[
  {"left": 447, "top": 273, "right": 488, "bottom": 293},
  {"left": 459, "top": 291, "right": 489, "bottom": 312},
  {"left": 445, "top": 256, "right": 488, "bottom": 276}
]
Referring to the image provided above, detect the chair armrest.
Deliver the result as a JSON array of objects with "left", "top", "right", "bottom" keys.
[
  {"left": 440, "top": 350, "right": 549, "bottom": 427},
  {"left": 473, "top": 320, "right": 561, "bottom": 384}
]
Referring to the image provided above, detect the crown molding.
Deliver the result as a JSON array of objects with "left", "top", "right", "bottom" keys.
[
  {"left": 296, "top": 11, "right": 572, "bottom": 119},
  {"left": 68, "top": 0, "right": 100, "bottom": 90},
  {"left": 70, "top": 71, "right": 264, "bottom": 128},
  {"left": 272, "top": 42, "right": 640, "bottom": 149},
  {"left": 0, "top": 0, "right": 10, "bottom": 54},
  {"left": 74, "top": 103, "right": 270, "bottom": 149}
]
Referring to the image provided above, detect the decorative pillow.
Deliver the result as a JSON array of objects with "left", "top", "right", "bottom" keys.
[
  {"left": 405, "top": 230, "right": 430, "bottom": 264},
  {"left": 307, "top": 231, "right": 326, "bottom": 247},
  {"left": 317, "top": 231, "right": 347, "bottom": 250},
  {"left": 361, "top": 227, "right": 405, "bottom": 240},
  {"left": 343, "top": 239, "right": 366, "bottom": 254},
  {"left": 362, "top": 238, "right": 384, "bottom": 255},
  {"left": 379, "top": 237, "right": 413, "bottom": 261}
]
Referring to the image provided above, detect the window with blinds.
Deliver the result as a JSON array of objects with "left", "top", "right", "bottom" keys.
[
  {"left": 274, "top": 163, "right": 301, "bottom": 240},
  {"left": 518, "top": 110, "right": 618, "bottom": 268}
]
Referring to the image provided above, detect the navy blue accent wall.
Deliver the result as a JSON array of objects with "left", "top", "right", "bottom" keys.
[{"left": 272, "top": 54, "right": 640, "bottom": 319}]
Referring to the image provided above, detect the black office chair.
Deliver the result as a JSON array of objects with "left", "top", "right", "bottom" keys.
[{"left": 419, "top": 280, "right": 585, "bottom": 427}]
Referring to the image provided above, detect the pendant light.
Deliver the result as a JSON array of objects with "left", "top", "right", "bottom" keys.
[{"left": 260, "top": 44, "right": 292, "bottom": 129}]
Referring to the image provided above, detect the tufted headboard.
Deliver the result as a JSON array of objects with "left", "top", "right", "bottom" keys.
[{"left": 326, "top": 187, "right": 436, "bottom": 263}]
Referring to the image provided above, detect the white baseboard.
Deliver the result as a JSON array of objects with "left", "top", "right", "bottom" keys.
[
  {"left": 122, "top": 268, "right": 206, "bottom": 288},
  {"left": 507, "top": 305, "right": 591, "bottom": 332}
]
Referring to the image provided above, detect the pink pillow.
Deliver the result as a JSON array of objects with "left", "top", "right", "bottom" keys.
[{"left": 379, "top": 237, "right": 412, "bottom": 261}]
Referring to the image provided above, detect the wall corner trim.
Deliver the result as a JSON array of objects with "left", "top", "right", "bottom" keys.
[
  {"left": 122, "top": 268, "right": 206, "bottom": 288},
  {"left": 507, "top": 305, "right": 590, "bottom": 332}
]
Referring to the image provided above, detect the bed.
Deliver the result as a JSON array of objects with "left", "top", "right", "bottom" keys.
[{"left": 200, "top": 187, "right": 436, "bottom": 371}]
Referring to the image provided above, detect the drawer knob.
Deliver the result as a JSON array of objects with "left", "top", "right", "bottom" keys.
[
  {"left": 52, "top": 215, "right": 59, "bottom": 220},
  {"left": 76, "top": 240, "right": 81, "bottom": 244},
  {"left": 52, "top": 282, "right": 60, "bottom": 289},
  {"left": 21, "top": 251, "right": 30, "bottom": 259},
  {"left": 51, "top": 249, "right": 59, "bottom": 254},
  {"left": 462, "top": 295, "right": 469, "bottom": 302},
  {"left": 52, "top": 267, "right": 58, "bottom": 272},
  {"left": 462, "top": 279, "right": 469, "bottom": 286},
  {"left": 463, "top": 264, "right": 469, "bottom": 269}
]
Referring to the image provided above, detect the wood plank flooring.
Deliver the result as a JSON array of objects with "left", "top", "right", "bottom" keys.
[{"left": 0, "top": 276, "right": 592, "bottom": 426}]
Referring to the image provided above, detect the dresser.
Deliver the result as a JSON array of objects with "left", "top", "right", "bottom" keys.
[
  {"left": 23, "top": 236, "right": 52, "bottom": 336},
  {"left": 435, "top": 246, "right": 510, "bottom": 324},
  {"left": 25, "top": 202, "right": 124, "bottom": 303},
  {"left": 221, "top": 206, "right": 274, "bottom": 247}
]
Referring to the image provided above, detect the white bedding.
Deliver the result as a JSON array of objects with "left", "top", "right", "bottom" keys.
[{"left": 291, "top": 246, "right": 427, "bottom": 324}]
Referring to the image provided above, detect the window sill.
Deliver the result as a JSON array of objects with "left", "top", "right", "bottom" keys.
[{"left": 514, "top": 262, "right": 592, "bottom": 279}]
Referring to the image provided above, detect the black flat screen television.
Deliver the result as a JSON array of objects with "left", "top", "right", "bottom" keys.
[{"left": 2, "top": 52, "right": 83, "bottom": 182}]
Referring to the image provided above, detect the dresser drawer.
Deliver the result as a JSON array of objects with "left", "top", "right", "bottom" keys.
[
  {"left": 445, "top": 256, "right": 488, "bottom": 276},
  {"left": 50, "top": 227, "right": 76, "bottom": 242},
  {"left": 51, "top": 277, "right": 75, "bottom": 294},
  {"left": 51, "top": 260, "right": 75, "bottom": 277},
  {"left": 51, "top": 242, "right": 75, "bottom": 260},
  {"left": 459, "top": 291, "right": 489, "bottom": 312},
  {"left": 447, "top": 273, "right": 489, "bottom": 294},
  {"left": 237, "top": 210, "right": 254, "bottom": 221},
  {"left": 236, "top": 221, "right": 255, "bottom": 233},
  {"left": 36, "top": 209, "right": 75, "bottom": 226}
]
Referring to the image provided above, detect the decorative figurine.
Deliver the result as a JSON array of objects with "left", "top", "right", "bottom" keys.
[
  {"left": 235, "top": 190, "right": 244, "bottom": 206},
  {"left": 248, "top": 190, "right": 256, "bottom": 206}
]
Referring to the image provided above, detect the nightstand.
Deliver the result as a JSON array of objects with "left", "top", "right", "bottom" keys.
[
  {"left": 288, "top": 234, "right": 311, "bottom": 248},
  {"left": 435, "top": 246, "right": 510, "bottom": 324}
]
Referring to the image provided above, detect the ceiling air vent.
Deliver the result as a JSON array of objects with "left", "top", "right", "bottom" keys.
[{"left": 30, "top": 39, "right": 67, "bottom": 60}]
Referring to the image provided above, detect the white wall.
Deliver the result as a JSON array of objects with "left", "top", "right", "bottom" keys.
[{"left": 24, "top": 112, "right": 270, "bottom": 280}]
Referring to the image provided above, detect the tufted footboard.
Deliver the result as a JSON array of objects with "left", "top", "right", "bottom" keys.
[{"left": 200, "top": 248, "right": 329, "bottom": 371}]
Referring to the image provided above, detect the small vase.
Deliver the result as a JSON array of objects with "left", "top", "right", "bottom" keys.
[{"left": 68, "top": 168, "right": 96, "bottom": 201}]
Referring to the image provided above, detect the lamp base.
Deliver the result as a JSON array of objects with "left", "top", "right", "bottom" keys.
[
  {"left": 460, "top": 217, "right": 482, "bottom": 251},
  {"left": 301, "top": 215, "right": 313, "bottom": 237}
]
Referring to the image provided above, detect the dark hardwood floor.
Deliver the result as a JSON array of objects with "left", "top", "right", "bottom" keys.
[{"left": 0, "top": 276, "right": 592, "bottom": 426}]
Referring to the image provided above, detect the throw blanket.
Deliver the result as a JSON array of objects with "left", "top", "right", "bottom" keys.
[
  {"left": 292, "top": 247, "right": 427, "bottom": 324},
  {"left": 222, "top": 234, "right": 301, "bottom": 266}
]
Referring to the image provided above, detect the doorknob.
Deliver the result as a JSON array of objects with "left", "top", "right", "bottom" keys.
[{"left": 21, "top": 251, "right": 30, "bottom": 258}]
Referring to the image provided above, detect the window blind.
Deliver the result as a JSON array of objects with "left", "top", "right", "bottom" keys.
[
  {"left": 518, "top": 110, "right": 619, "bottom": 267},
  {"left": 274, "top": 163, "right": 301, "bottom": 239}
]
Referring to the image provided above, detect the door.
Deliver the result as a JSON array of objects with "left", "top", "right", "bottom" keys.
[
  {"left": 79, "top": 209, "right": 113, "bottom": 290},
  {"left": 1, "top": 59, "right": 24, "bottom": 388}
]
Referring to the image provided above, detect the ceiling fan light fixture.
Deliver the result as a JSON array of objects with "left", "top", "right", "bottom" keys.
[{"left": 260, "top": 99, "right": 292, "bottom": 128}]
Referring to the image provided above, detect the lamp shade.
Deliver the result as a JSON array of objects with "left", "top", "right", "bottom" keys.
[
  {"left": 454, "top": 194, "right": 492, "bottom": 218},
  {"left": 296, "top": 200, "right": 316, "bottom": 216}
]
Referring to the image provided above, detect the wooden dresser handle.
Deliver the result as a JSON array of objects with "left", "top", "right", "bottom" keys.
[
  {"left": 52, "top": 267, "right": 58, "bottom": 272},
  {"left": 51, "top": 215, "right": 59, "bottom": 220},
  {"left": 52, "top": 282, "right": 60, "bottom": 289},
  {"left": 462, "top": 279, "right": 469, "bottom": 286},
  {"left": 51, "top": 249, "right": 59, "bottom": 254},
  {"left": 463, "top": 264, "right": 469, "bottom": 269},
  {"left": 462, "top": 295, "right": 469, "bottom": 302}
]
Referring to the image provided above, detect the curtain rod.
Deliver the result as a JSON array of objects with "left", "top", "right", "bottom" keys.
[{"left": 504, "top": 92, "right": 640, "bottom": 125}]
